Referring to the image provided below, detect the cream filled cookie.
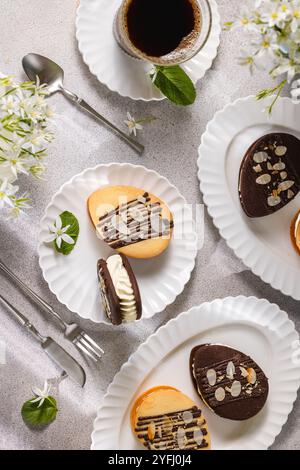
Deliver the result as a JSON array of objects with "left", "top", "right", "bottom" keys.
[
  {"left": 131, "top": 386, "right": 211, "bottom": 450},
  {"left": 97, "top": 253, "right": 142, "bottom": 325},
  {"left": 88, "top": 185, "right": 173, "bottom": 259}
]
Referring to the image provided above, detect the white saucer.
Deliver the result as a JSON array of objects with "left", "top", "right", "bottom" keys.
[
  {"left": 38, "top": 163, "right": 197, "bottom": 324},
  {"left": 76, "top": 0, "right": 221, "bottom": 101},
  {"left": 198, "top": 96, "right": 300, "bottom": 301},
  {"left": 91, "top": 296, "right": 300, "bottom": 449}
]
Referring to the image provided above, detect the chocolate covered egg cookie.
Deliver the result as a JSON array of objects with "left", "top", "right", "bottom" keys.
[
  {"left": 88, "top": 186, "right": 173, "bottom": 259},
  {"left": 190, "top": 344, "right": 269, "bottom": 421},
  {"left": 131, "top": 386, "right": 211, "bottom": 450},
  {"left": 239, "top": 133, "right": 300, "bottom": 218}
]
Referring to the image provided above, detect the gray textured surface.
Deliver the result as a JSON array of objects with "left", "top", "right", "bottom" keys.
[{"left": 0, "top": 0, "right": 299, "bottom": 450}]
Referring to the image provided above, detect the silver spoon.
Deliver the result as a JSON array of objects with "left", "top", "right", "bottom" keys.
[{"left": 22, "top": 53, "right": 144, "bottom": 155}]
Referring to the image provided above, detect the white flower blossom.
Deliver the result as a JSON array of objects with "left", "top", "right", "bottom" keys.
[
  {"left": 0, "top": 179, "right": 18, "bottom": 209},
  {"left": 124, "top": 112, "right": 143, "bottom": 136},
  {"left": 1, "top": 149, "right": 29, "bottom": 178},
  {"left": 227, "top": 0, "right": 300, "bottom": 109},
  {"left": 31, "top": 380, "right": 51, "bottom": 408},
  {"left": 45, "top": 215, "right": 74, "bottom": 249},
  {"left": 0, "top": 76, "right": 54, "bottom": 218}
]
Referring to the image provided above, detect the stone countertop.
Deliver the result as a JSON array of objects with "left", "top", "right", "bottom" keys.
[{"left": 0, "top": 0, "right": 299, "bottom": 450}]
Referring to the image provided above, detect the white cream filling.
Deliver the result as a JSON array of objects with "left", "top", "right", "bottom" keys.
[{"left": 106, "top": 254, "right": 137, "bottom": 323}]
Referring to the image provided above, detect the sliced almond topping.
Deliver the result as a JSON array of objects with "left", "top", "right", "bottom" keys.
[
  {"left": 239, "top": 366, "right": 249, "bottom": 377},
  {"left": 256, "top": 174, "right": 271, "bottom": 185},
  {"left": 226, "top": 361, "right": 235, "bottom": 379},
  {"left": 230, "top": 380, "right": 242, "bottom": 397},
  {"left": 273, "top": 161, "right": 286, "bottom": 171},
  {"left": 253, "top": 151, "right": 268, "bottom": 163},
  {"left": 215, "top": 387, "right": 226, "bottom": 402},
  {"left": 182, "top": 410, "right": 193, "bottom": 424},
  {"left": 278, "top": 180, "right": 295, "bottom": 192},
  {"left": 275, "top": 146, "right": 287, "bottom": 156},
  {"left": 247, "top": 368, "right": 257, "bottom": 385},
  {"left": 148, "top": 421, "right": 156, "bottom": 441},
  {"left": 206, "top": 368, "right": 217, "bottom": 386},
  {"left": 280, "top": 171, "right": 287, "bottom": 180},
  {"left": 268, "top": 195, "right": 281, "bottom": 207},
  {"left": 253, "top": 164, "right": 262, "bottom": 173}
]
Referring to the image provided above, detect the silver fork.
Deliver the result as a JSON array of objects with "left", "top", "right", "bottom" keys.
[{"left": 0, "top": 259, "right": 104, "bottom": 362}]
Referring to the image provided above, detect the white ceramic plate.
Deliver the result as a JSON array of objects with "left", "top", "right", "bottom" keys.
[
  {"left": 91, "top": 296, "right": 300, "bottom": 450},
  {"left": 198, "top": 96, "right": 300, "bottom": 301},
  {"left": 76, "top": 0, "right": 221, "bottom": 101},
  {"left": 38, "top": 163, "right": 197, "bottom": 324}
]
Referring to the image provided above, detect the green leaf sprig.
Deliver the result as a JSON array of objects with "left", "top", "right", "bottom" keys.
[
  {"left": 56, "top": 211, "right": 79, "bottom": 255},
  {"left": 45, "top": 211, "right": 80, "bottom": 256},
  {"left": 150, "top": 65, "right": 196, "bottom": 106},
  {"left": 21, "top": 396, "right": 58, "bottom": 427}
]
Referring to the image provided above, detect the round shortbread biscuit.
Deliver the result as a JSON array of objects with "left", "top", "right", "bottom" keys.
[
  {"left": 131, "top": 386, "right": 211, "bottom": 450},
  {"left": 88, "top": 185, "right": 173, "bottom": 259}
]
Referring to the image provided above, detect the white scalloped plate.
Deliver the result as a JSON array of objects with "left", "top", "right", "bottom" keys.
[
  {"left": 38, "top": 163, "right": 197, "bottom": 324},
  {"left": 198, "top": 96, "right": 300, "bottom": 301},
  {"left": 76, "top": 0, "right": 221, "bottom": 101},
  {"left": 91, "top": 296, "right": 300, "bottom": 450}
]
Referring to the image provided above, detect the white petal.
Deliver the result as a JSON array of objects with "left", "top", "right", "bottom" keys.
[
  {"left": 30, "top": 397, "right": 42, "bottom": 404},
  {"left": 37, "top": 398, "right": 45, "bottom": 408},
  {"left": 48, "top": 222, "right": 57, "bottom": 233},
  {"left": 61, "top": 234, "right": 75, "bottom": 245},
  {"left": 55, "top": 215, "right": 62, "bottom": 230},
  {"left": 44, "top": 233, "right": 57, "bottom": 243},
  {"left": 32, "top": 386, "right": 43, "bottom": 396},
  {"left": 56, "top": 236, "right": 62, "bottom": 249},
  {"left": 61, "top": 224, "right": 70, "bottom": 233}
]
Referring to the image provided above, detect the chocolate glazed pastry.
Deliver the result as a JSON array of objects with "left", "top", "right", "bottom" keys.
[
  {"left": 239, "top": 133, "right": 300, "bottom": 218},
  {"left": 97, "top": 253, "right": 142, "bottom": 325},
  {"left": 190, "top": 344, "right": 269, "bottom": 421}
]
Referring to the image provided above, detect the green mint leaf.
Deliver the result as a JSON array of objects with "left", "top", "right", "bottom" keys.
[
  {"left": 21, "top": 396, "right": 58, "bottom": 426},
  {"left": 152, "top": 65, "right": 196, "bottom": 106},
  {"left": 55, "top": 211, "right": 80, "bottom": 256}
]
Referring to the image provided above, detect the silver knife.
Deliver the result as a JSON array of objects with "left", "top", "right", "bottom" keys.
[{"left": 0, "top": 293, "right": 86, "bottom": 387}]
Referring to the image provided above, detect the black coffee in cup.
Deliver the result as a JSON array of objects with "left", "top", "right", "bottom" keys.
[
  {"left": 114, "top": 0, "right": 210, "bottom": 65},
  {"left": 125, "top": 0, "right": 201, "bottom": 58}
]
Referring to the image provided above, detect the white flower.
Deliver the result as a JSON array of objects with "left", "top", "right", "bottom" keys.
[
  {"left": 45, "top": 215, "right": 74, "bottom": 249},
  {"left": 20, "top": 96, "right": 44, "bottom": 122},
  {"left": 22, "top": 128, "right": 48, "bottom": 153},
  {"left": 1, "top": 148, "right": 29, "bottom": 178},
  {"left": 124, "top": 112, "right": 143, "bottom": 136},
  {"left": 0, "top": 76, "right": 55, "bottom": 217},
  {"left": 237, "top": 48, "right": 265, "bottom": 74},
  {"left": 0, "top": 96, "right": 18, "bottom": 115},
  {"left": 271, "top": 57, "right": 300, "bottom": 81},
  {"left": 290, "top": 1, "right": 300, "bottom": 32},
  {"left": 31, "top": 380, "right": 51, "bottom": 408},
  {"left": 0, "top": 179, "right": 18, "bottom": 209}
]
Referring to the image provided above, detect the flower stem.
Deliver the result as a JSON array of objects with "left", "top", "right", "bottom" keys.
[{"left": 256, "top": 79, "right": 287, "bottom": 114}]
